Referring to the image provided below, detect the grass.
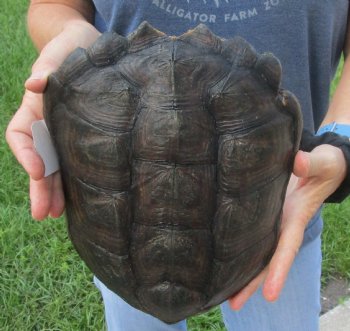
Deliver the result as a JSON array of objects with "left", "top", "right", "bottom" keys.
[
  {"left": 0, "top": 1, "right": 349, "bottom": 330},
  {"left": 0, "top": 1, "right": 105, "bottom": 330},
  {"left": 322, "top": 202, "right": 350, "bottom": 281}
]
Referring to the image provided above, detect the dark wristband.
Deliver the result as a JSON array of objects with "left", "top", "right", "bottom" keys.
[{"left": 300, "top": 129, "right": 350, "bottom": 203}]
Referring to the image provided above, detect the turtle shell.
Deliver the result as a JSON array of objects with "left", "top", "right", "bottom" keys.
[{"left": 44, "top": 22, "right": 302, "bottom": 323}]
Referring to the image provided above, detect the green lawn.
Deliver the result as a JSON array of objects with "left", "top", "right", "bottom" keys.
[{"left": 0, "top": 1, "right": 349, "bottom": 330}]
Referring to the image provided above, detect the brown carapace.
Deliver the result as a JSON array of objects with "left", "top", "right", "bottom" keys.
[{"left": 44, "top": 22, "right": 302, "bottom": 323}]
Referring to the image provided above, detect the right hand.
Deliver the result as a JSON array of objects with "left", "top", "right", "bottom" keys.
[{"left": 6, "top": 21, "right": 100, "bottom": 220}]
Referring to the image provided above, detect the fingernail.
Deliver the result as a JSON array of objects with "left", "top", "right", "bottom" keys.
[
  {"left": 229, "top": 298, "right": 243, "bottom": 311},
  {"left": 27, "top": 71, "right": 47, "bottom": 81},
  {"left": 231, "top": 303, "right": 242, "bottom": 311},
  {"left": 263, "top": 282, "right": 279, "bottom": 302}
]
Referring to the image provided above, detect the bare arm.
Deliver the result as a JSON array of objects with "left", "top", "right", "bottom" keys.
[
  {"left": 26, "top": 0, "right": 100, "bottom": 88},
  {"left": 28, "top": 0, "right": 96, "bottom": 50},
  {"left": 320, "top": 14, "right": 350, "bottom": 125}
]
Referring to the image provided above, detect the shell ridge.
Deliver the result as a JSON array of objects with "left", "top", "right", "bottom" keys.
[
  {"left": 54, "top": 47, "right": 92, "bottom": 84},
  {"left": 221, "top": 37, "right": 258, "bottom": 67},
  {"left": 86, "top": 239, "right": 128, "bottom": 259},
  {"left": 254, "top": 52, "right": 282, "bottom": 92},
  {"left": 275, "top": 89, "right": 303, "bottom": 152},
  {"left": 57, "top": 105, "right": 131, "bottom": 134},
  {"left": 217, "top": 165, "right": 288, "bottom": 197},
  {"left": 211, "top": 227, "right": 275, "bottom": 263},
  {"left": 178, "top": 24, "right": 223, "bottom": 54},
  {"left": 128, "top": 21, "right": 169, "bottom": 52},
  {"left": 130, "top": 221, "right": 210, "bottom": 231},
  {"left": 216, "top": 111, "right": 278, "bottom": 135},
  {"left": 202, "top": 229, "right": 276, "bottom": 309},
  {"left": 75, "top": 177, "right": 128, "bottom": 195},
  {"left": 132, "top": 156, "right": 217, "bottom": 167},
  {"left": 44, "top": 74, "right": 64, "bottom": 132},
  {"left": 86, "top": 238, "right": 143, "bottom": 309},
  {"left": 86, "top": 32, "right": 129, "bottom": 66},
  {"left": 204, "top": 230, "right": 276, "bottom": 309}
]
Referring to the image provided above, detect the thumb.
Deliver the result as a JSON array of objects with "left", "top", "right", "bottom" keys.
[
  {"left": 25, "top": 44, "right": 68, "bottom": 93},
  {"left": 25, "top": 69, "right": 51, "bottom": 94},
  {"left": 292, "top": 150, "right": 312, "bottom": 178},
  {"left": 293, "top": 145, "right": 347, "bottom": 186},
  {"left": 25, "top": 22, "right": 101, "bottom": 94},
  {"left": 293, "top": 148, "right": 328, "bottom": 179},
  {"left": 24, "top": 32, "right": 80, "bottom": 93}
]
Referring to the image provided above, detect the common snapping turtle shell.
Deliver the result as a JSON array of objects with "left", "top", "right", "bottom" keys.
[{"left": 44, "top": 22, "right": 302, "bottom": 323}]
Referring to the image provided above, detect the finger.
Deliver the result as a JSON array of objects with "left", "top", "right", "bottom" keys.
[
  {"left": 6, "top": 92, "right": 45, "bottom": 180},
  {"left": 229, "top": 270, "right": 267, "bottom": 310},
  {"left": 285, "top": 174, "right": 299, "bottom": 197},
  {"left": 294, "top": 145, "right": 345, "bottom": 179},
  {"left": 25, "top": 57, "right": 60, "bottom": 93},
  {"left": 30, "top": 176, "right": 52, "bottom": 220},
  {"left": 25, "top": 33, "right": 78, "bottom": 93},
  {"left": 48, "top": 172, "right": 65, "bottom": 218},
  {"left": 25, "top": 53, "right": 62, "bottom": 93},
  {"left": 292, "top": 150, "right": 310, "bottom": 178},
  {"left": 292, "top": 149, "right": 326, "bottom": 190},
  {"left": 25, "top": 72, "right": 50, "bottom": 94},
  {"left": 262, "top": 217, "right": 305, "bottom": 301},
  {"left": 293, "top": 149, "right": 323, "bottom": 179}
]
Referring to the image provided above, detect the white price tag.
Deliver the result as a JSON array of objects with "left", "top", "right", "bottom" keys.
[{"left": 31, "top": 120, "right": 60, "bottom": 177}]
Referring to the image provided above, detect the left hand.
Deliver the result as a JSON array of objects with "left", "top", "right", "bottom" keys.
[{"left": 228, "top": 144, "right": 347, "bottom": 310}]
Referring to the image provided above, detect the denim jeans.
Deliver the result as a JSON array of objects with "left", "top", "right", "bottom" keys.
[{"left": 94, "top": 215, "right": 323, "bottom": 331}]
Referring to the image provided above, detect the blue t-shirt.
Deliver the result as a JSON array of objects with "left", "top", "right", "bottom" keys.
[{"left": 92, "top": 0, "right": 349, "bottom": 132}]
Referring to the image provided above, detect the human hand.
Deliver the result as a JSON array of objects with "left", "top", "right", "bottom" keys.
[
  {"left": 6, "top": 90, "right": 64, "bottom": 220},
  {"left": 6, "top": 22, "right": 100, "bottom": 220},
  {"left": 228, "top": 144, "right": 347, "bottom": 310}
]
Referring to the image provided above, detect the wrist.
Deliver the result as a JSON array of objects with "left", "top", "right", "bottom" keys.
[
  {"left": 301, "top": 129, "right": 350, "bottom": 202},
  {"left": 28, "top": 3, "right": 98, "bottom": 50}
]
